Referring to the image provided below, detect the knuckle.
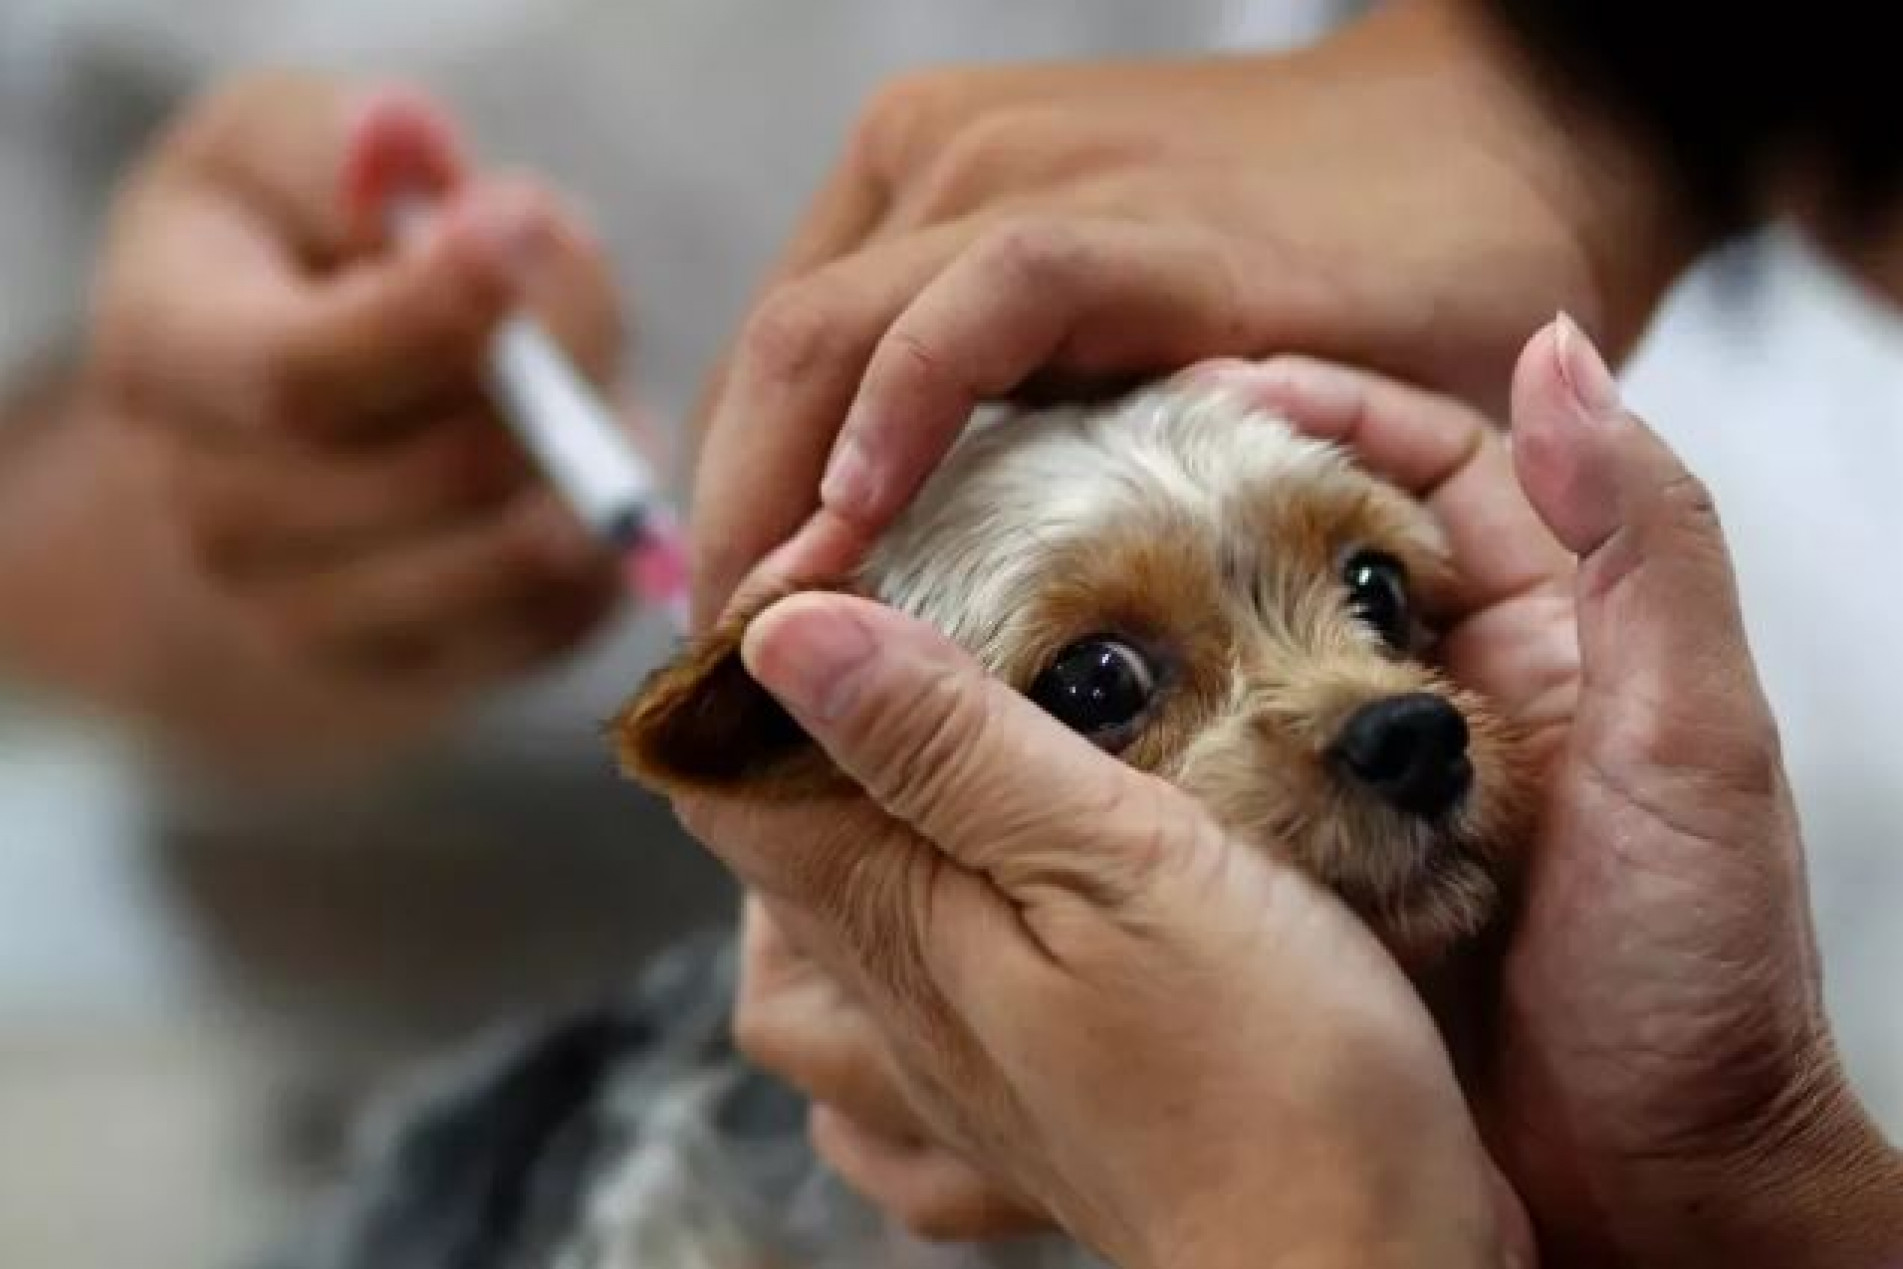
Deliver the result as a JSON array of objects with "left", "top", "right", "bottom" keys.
[
  {"left": 976, "top": 216, "right": 1088, "bottom": 290},
  {"left": 874, "top": 324, "right": 958, "bottom": 399},
  {"left": 739, "top": 281, "right": 848, "bottom": 386},
  {"left": 908, "top": 109, "right": 1165, "bottom": 225},
  {"left": 905, "top": 110, "right": 1030, "bottom": 219},
  {"left": 853, "top": 69, "right": 971, "bottom": 181},
  {"left": 1655, "top": 470, "right": 1723, "bottom": 537}
]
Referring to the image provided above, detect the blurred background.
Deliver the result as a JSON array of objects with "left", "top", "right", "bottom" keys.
[{"left": 0, "top": 2, "right": 1897, "bottom": 1267}]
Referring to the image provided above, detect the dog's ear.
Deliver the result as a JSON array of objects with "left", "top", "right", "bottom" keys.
[{"left": 613, "top": 586, "right": 851, "bottom": 799}]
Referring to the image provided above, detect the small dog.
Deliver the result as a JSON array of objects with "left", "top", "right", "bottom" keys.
[{"left": 289, "top": 377, "right": 1533, "bottom": 1269}]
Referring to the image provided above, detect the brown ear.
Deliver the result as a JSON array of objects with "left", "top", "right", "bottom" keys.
[{"left": 612, "top": 585, "right": 853, "bottom": 800}]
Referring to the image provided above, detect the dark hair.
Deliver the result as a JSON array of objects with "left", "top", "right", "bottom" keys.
[{"left": 1478, "top": 0, "right": 1897, "bottom": 239}]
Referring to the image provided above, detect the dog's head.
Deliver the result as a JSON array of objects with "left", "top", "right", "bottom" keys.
[{"left": 617, "top": 381, "right": 1532, "bottom": 963}]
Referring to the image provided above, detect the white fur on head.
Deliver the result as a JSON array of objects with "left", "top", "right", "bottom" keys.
[{"left": 865, "top": 383, "right": 1435, "bottom": 668}]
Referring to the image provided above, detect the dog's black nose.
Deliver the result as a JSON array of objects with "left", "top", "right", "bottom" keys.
[{"left": 1330, "top": 693, "right": 1472, "bottom": 819}]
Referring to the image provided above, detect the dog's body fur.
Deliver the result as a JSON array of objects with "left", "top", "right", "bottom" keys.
[{"left": 283, "top": 381, "right": 1531, "bottom": 1269}]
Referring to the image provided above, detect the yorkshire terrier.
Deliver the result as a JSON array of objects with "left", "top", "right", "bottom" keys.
[{"left": 286, "top": 376, "right": 1533, "bottom": 1269}]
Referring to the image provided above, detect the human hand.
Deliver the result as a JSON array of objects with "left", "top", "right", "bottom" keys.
[
  {"left": 688, "top": 0, "right": 1699, "bottom": 625},
  {"left": 677, "top": 599, "right": 1531, "bottom": 1269},
  {"left": 715, "top": 319, "right": 1903, "bottom": 1267},
  {"left": 731, "top": 895, "right": 1049, "bottom": 1238},
  {"left": 81, "top": 74, "right": 636, "bottom": 742},
  {"left": 1484, "top": 324, "right": 1903, "bottom": 1267},
  {"left": 1213, "top": 322, "right": 1903, "bottom": 1268}
]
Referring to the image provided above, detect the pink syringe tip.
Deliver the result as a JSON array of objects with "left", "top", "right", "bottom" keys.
[{"left": 623, "top": 524, "right": 691, "bottom": 630}]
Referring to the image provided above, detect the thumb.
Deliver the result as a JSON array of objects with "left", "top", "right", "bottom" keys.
[
  {"left": 740, "top": 592, "right": 1215, "bottom": 908},
  {"left": 1510, "top": 316, "right": 1780, "bottom": 792}
]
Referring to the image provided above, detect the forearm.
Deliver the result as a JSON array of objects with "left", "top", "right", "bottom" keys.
[
  {"left": 1393, "top": 0, "right": 1711, "bottom": 352},
  {"left": 1462, "top": 0, "right": 1902, "bottom": 303}
]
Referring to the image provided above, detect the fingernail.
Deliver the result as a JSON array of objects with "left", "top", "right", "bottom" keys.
[
  {"left": 820, "top": 427, "right": 881, "bottom": 523},
  {"left": 744, "top": 601, "right": 879, "bottom": 723},
  {"left": 1553, "top": 312, "right": 1622, "bottom": 422}
]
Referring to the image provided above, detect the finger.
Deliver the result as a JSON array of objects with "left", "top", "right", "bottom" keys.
[
  {"left": 1510, "top": 316, "right": 1778, "bottom": 787},
  {"left": 736, "top": 591, "right": 1215, "bottom": 908},
  {"left": 810, "top": 1105, "right": 1049, "bottom": 1243},
  {"left": 339, "top": 84, "right": 471, "bottom": 249},
  {"left": 814, "top": 219, "right": 1306, "bottom": 536},
  {"left": 692, "top": 196, "right": 1103, "bottom": 626},
  {"left": 174, "top": 410, "right": 533, "bottom": 580},
  {"left": 344, "top": 93, "right": 622, "bottom": 392},
  {"left": 113, "top": 178, "right": 557, "bottom": 445},
  {"left": 688, "top": 226, "right": 975, "bottom": 626},
  {"left": 164, "top": 74, "right": 455, "bottom": 265},
  {"left": 683, "top": 57, "right": 1099, "bottom": 464},
  {"left": 1186, "top": 356, "right": 1571, "bottom": 615},
  {"left": 252, "top": 486, "right": 611, "bottom": 666},
  {"left": 677, "top": 89, "right": 895, "bottom": 507},
  {"left": 91, "top": 171, "right": 306, "bottom": 434},
  {"left": 719, "top": 509, "right": 876, "bottom": 628},
  {"left": 269, "top": 179, "right": 562, "bottom": 440},
  {"left": 682, "top": 54, "right": 1227, "bottom": 486},
  {"left": 517, "top": 189, "right": 627, "bottom": 392},
  {"left": 735, "top": 899, "right": 929, "bottom": 1139}
]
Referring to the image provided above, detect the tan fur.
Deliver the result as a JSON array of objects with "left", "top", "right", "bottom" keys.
[
  {"left": 614, "top": 583, "right": 853, "bottom": 800},
  {"left": 615, "top": 379, "right": 1535, "bottom": 967}
]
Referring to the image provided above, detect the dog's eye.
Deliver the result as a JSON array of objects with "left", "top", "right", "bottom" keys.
[
  {"left": 1028, "top": 638, "right": 1155, "bottom": 748},
  {"left": 1343, "top": 550, "right": 1411, "bottom": 650}
]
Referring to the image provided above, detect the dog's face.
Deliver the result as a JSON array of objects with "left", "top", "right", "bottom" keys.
[{"left": 620, "top": 382, "right": 1531, "bottom": 963}]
